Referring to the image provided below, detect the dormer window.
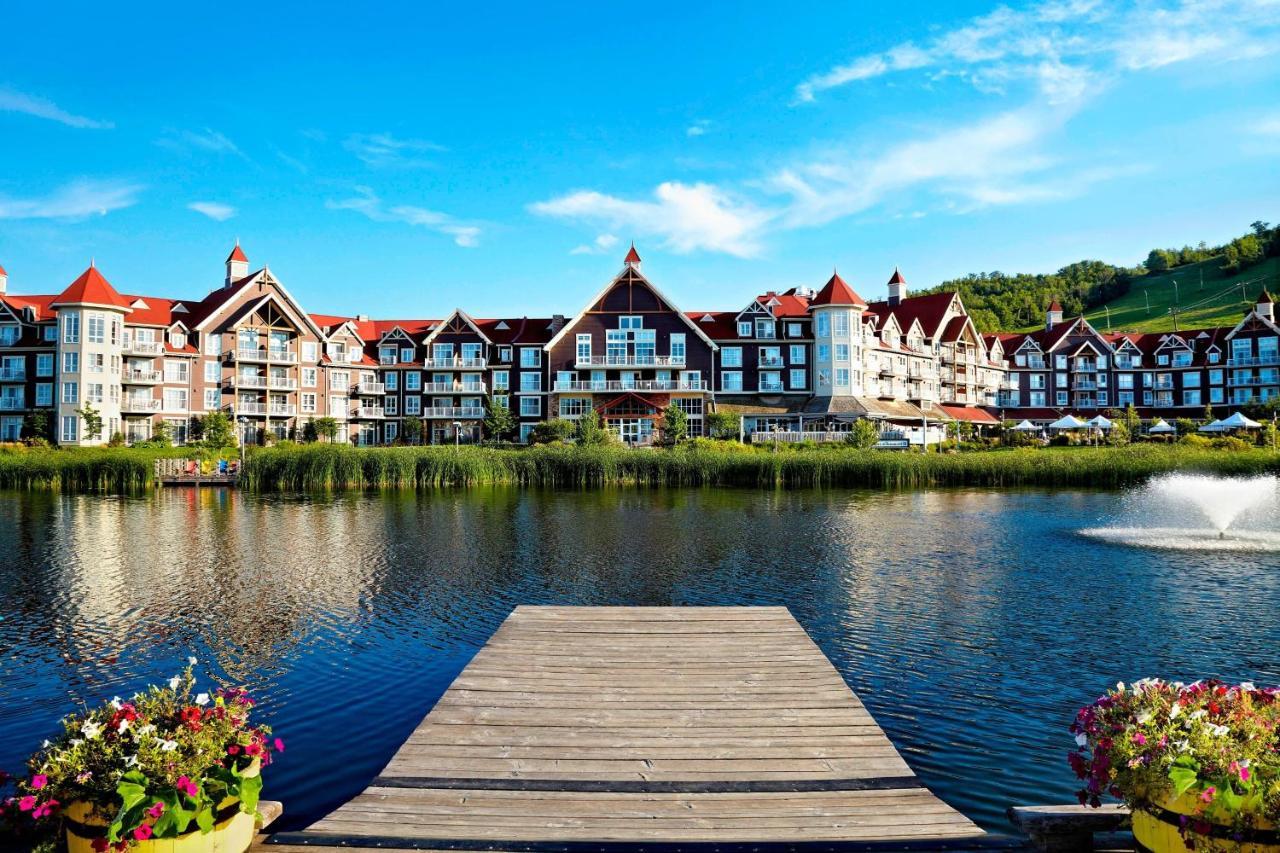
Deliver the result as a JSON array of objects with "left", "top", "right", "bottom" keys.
[
  {"left": 737, "top": 321, "right": 753, "bottom": 337},
  {"left": 170, "top": 331, "right": 186, "bottom": 349},
  {"left": 1208, "top": 350, "right": 1221, "bottom": 364},
  {"left": 755, "top": 319, "right": 775, "bottom": 339},
  {"left": 400, "top": 347, "right": 414, "bottom": 363}
]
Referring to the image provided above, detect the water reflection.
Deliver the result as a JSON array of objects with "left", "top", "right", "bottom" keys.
[{"left": 1, "top": 486, "right": 1276, "bottom": 831}]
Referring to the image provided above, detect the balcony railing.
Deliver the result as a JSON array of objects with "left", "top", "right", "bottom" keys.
[
  {"left": 423, "top": 406, "right": 486, "bottom": 419},
  {"left": 1229, "top": 376, "right": 1280, "bottom": 387},
  {"left": 552, "top": 379, "right": 706, "bottom": 392},
  {"left": 420, "top": 357, "right": 487, "bottom": 369},
  {"left": 269, "top": 377, "right": 298, "bottom": 390},
  {"left": 0, "top": 398, "right": 25, "bottom": 411},
  {"left": 233, "top": 402, "right": 297, "bottom": 416},
  {"left": 1227, "top": 354, "right": 1280, "bottom": 367},
  {"left": 758, "top": 384, "right": 785, "bottom": 394},
  {"left": 122, "top": 370, "right": 161, "bottom": 384},
  {"left": 1072, "top": 362, "right": 1097, "bottom": 372},
  {"left": 758, "top": 357, "right": 786, "bottom": 368},
  {"left": 574, "top": 355, "right": 686, "bottom": 368},
  {"left": 0, "top": 367, "right": 26, "bottom": 381},
  {"left": 420, "top": 381, "right": 488, "bottom": 394},
  {"left": 231, "top": 348, "right": 298, "bottom": 364},
  {"left": 1074, "top": 380, "right": 1098, "bottom": 390},
  {"left": 123, "top": 341, "right": 165, "bottom": 356},
  {"left": 353, "top": 381, "right": 387, "bottom": 395},
  {"left": 234, "top": 375, "right": 268, "bottom": 389},
  {"left": 1115, "top": 359, "right": 1141, "bottom": 370},
  {"left": 353, "top": 406, "right": 385, "bottom": 419},
  {"left": 121, "top": 398, "right": 161, "bottom": 413}
]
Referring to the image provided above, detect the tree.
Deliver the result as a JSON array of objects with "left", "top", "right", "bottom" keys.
[
  {"left": 844, "top": 418, "right": 880, "bottom": 449},
  {"left": 484, "top": 398, "right": 516, "bottom": 442},
  {"left": 660, "top": 405, "right": 688, "bottom": 445},
  {"left": 1106, "top": 420, "right": 1131, "bottom": 446},
  {"left": 22, "top": 411, "right": 51, "bottom": 443},
  {"left": 705, "top": 411, "right": 739, "bottom": 440},
  {"left": 400, "top": 416, "right": 423, "bottom": 445},
  {"left": 314, "top": 416, "right": 339, "bottom": 443},
  {"left": 575, "top": 410, "right": 611, "bottom": 446},
  {"left": 1203, "top": 403, "right": 1216, "bottom": 426},
  {"left": 201, "top": 411, "right": 237, "bottom": 449},
  {"left": 77, "top": 403, "right": 103, "bottom": 443},
  {"left": 529, "top": 419, "right": 575, "bottom": 444},
  {"left": 1144, "top": 249, "right": 1174, "bottom": 273},
  {"left": 301, "top": 418, "right": 318, "bottom": 443},
  {"left": 146, "top": 419, "right": 173, "bottom": 448}
]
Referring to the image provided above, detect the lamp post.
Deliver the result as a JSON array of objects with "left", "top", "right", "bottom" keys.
[
  {"left": 453, "top": 420, "right": 462, "bottom": 447},
  {"left": 237, "top": 416, "right": 247, "bottom": 464}
]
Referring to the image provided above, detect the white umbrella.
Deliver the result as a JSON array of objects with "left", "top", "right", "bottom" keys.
[
  {"left": 1147, "top": 419, "right": 1175, "bottom": 434},
  {"left": 1218, "top": 412, "right": 1263, "bottom": 430},
  {"left": 1011, "top": 419, "right": 1040, "bottom": 431},
  {"left": 1198, "top": 419, "right": 1225, "bottom": 433},
  {"left": 1048, "top": 415, "right": 1088, "bottom": 430},
  {"left": 1086, "top": 415, "right": 1112, "bottom": 430}
]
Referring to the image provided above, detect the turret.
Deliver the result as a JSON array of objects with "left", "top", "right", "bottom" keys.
[
  {"left": 887, "top": 267, "right": 907, "bottom": 306},
  {"left": 1046, "top": 298, "right": 1063, "bottom": 331},
  {"left": 0, "top": 262, "right": 7, "bottom": 296},
  {"left": 225, "top": 241, "right": 249, "bottom": 287},
  {"left": 624, "top": 243, "right": 641, "bottom": 272},
  {"left": 1257, "top": 289, "right": 1274, "bottom": 323}
]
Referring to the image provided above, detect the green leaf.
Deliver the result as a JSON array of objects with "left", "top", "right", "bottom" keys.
[
  {"left": 195, "top": 806, "right": 215, "bottom": 834},
  {"left": 237, "top": 774, "right": 262, "bottom": 813},
  {"left": 1169, "top": 764, "right": 1200, "bottom": 797},
  {"left": 116, "top": 779, "right": 148, "bottom": 813},
  {"left": 169, "top": 803, "right": 194, "bottom": 834}
]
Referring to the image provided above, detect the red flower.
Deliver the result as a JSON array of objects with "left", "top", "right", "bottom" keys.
[
  {"left": 91, "top": 839, "right": 109, "bottom": 852},
  {"left": 180, "top": 707, "right": 201, "bottom": 723},
  {"left": 133, "top": 822, "right": 153, "bottom": 841},
  {"left": 226, "top": 744, "right": 240, "bottom": 756}
]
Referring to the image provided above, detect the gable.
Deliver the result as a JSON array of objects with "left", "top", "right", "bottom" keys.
[{"left": 546, "top": 266, "right": 718, "bottom": 351}]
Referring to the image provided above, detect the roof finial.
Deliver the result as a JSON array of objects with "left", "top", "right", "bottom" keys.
[{"left": 90, "top": 256, "right": 95, "bottom": 269}]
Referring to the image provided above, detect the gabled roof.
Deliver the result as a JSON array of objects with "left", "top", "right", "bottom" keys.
[
  {"left": 1048, "top": 298, "right": 1063, "bottom": 312},
  {"left": 545, "top": 264, "right": 718, "bottom": 351},
  {"left": 755, "top": 289, "right": 811, "bottom": 318},
  {"left": 887, "top": 268, "right": 906, "bottom": 285},
  {"left": 1259, "top": 289, "right": 1273, "bottom": 305},
  {"left": 227, "top": 243, "right": 248, "bottom": 263},
  {"left": 423, "top": 309, "right": 493, "bottom": 345},
  {"left": 624, "top": 244, "right": 641, "bottom": 265},
  {"left": 52, "top": 265, "right": 133, "bottom": 310},
  {"left": 865, "top": 291, "right": 955, "bottom": 339},
  {"left": 808, "top": 272, "right": 866, "bottom": 308}
]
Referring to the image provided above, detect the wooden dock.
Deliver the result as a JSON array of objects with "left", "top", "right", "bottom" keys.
[{"left": 262, "top": 606, "right": 1000, "bottom": 851}]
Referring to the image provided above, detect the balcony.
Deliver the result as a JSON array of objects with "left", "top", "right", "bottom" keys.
[
  {"left": 421, "top": 381, "right": 485, "bottom": 394},
  {"left": 1153, "top": 380, "right": 1175, "bottom": 391},
  {"left": 1115, "top": 359, "right": 1141, "bottom": 370},
  {"left": 1074, "top": 380, "right": 1098, "bottom": 391},
  {"left": 269, "top": 376, "right": 298, "bottom": 390},
  {"left": 234, "top": 375, "right": 269, "bottom": 389},
  {"left": 122, "top": 370, "right": 161, "bottom": 384},
  {"left": 353, "top": 406, "right": 385, "bottom": 419},
  {"left": 758, "top": 383, "right": 785, "bottom": 394},
  {"left": 123, "top": 340, "right": 164, "bottom": 356},
  {"left": 574, "top": 355, "right": 686, "bottom": 369},
  {"left": 121, "top": 398, "right": 160, "bottom": 413},
  {"left": 0, "top": 367, "right": 26, "bottom": 382},
  {"left": 231, "top": 348, "right": 298, "bottom": 364},
  {"left": 1227, "top": 354, "right": 1280, "bottom": 367},
  {"left": 758, "top": 357, "right": 786, "bottom": 368},
  {"left": 552, "top": 379, "right": 706, "bottom": 392},
  {"left": 1229, "top": 375, "right": 1280, "bottom": 387},
  {"left": 353, "top": 381, "right": 387, "bottom": 395},
  {"left": 1072, "top": 362, "right": 1097, "bottom": 373},
  {"left": 0, "top": 398, "right": 25, "bottom": 411},
  {"left": 420, "top": 357, "right": 488, "bottom": 369},
  {"left": 423, "top": 406, "right": 486, "bottom": 419}
]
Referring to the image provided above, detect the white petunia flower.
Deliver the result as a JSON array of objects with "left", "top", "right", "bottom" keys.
[
  {"left": 1170, "top": 703, "right": 1182, "bottom": 720},
  {"left": 109, "top": 696, "right": 122, "bottom": 710},
  {"left": 41, "top": 739, "right": 51, "bottom": 749},
  {"left": 1209, "top": 724, "right": 1230, "bottom": 737},
  {"left": 138, "top": 724, "right": 156, "bottom": 737},
  {"left": 159, "top": 740, "right": 178, "bottom": 752},
  {"left": 1137, "top": 711, "right": 1153, "bottom": 725},
  {"left": 1116, "top": 681, "right": 1126, "bottom": 693},
  {"left": 117, "top": 718, "right": 130, "bottom": 734},
  {"left": 1075, "top": 733, "right": 1088, "bottom": 748},
  {"left": 195, "top": 693, "right": 209, "bottom": 706},
  {"left": 81, "top": 721, "right": 103, "bottom": 740},
  {"left": 188, "top": 656, "right": 198, "bottom": 665},
  {"left": 169, "top": 676, "right": 181, "bottom": 690},
  {"left": 124, "top": 755, "right": 138, "bottom": 768}
]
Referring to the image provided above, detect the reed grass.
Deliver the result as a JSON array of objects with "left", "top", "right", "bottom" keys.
[
  {"left": 0, "top": 446, "right": 228, "bottom": 493},
  {"left": 238, "top": 443, "right": 1280, "bottom": 491}
]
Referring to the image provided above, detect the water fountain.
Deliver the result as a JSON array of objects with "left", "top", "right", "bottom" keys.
[{"left": 1080, "top": 473, "right": 1280, "bottom": 551}]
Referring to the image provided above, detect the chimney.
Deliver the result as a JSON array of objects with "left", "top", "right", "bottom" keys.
[
  {"left": 225, "top": 241, "right": 249, "bottom": 288},
  {"left": 887, "top": 268, "right": 907, "bottom": 306},
  {"left": 550, "top": 314, "right": 566, "bottom": 333},
  {"left": 1257, "top": 289, "right": 1274, "bottom": 323},
  {"left": 1046, "top": 298, "right": 1063, "bottom": 331},
  {"left": 624, "top": 243, "right": 641, "bottom": 271},
  {"left": 0, "top": 263, "right": 7, "bottom": 296},
  {"left": 357, "top": 314, "right": 370, "bottom": 323}
]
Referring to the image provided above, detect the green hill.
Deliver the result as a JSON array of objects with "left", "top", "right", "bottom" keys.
[{"left": 1077, "top": 256, "right": 1280, "bottom": 334}]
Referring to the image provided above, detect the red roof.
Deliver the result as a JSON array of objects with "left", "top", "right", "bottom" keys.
[
  {"left": 227, "top": 244, "right": 248, "bottom": 263},
  {"left": 939, "top": 405, "right": 1001, "bottom": 424},
  {"left": 756, "top": 290, "right": 812, "bottom": 317},
  {"left": 624, "top": 244, "right": 641, "bottom": 265},
  {"left": 52, "top": 265, "right": 132, "bottom": 309},
  {"left": 0, "top": 263, "right": 7, "bottom": 276},
  {"left": 1048, "top": 299, "right": 1063, "bottom": 312},
  {"left": 1259, "top": 290, "right": 1273, "bottom": 305},
  {"left": 866, "top": 291, "right": 955, "bottom": 338},
  {"left": 887, "top": 268, "right": 905, "bottom": 285},
  {"left": 809, "top": 272, "right": 866, "bottom": 308}
]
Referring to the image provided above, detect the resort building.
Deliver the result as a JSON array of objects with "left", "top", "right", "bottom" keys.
[{"left": 0, "top": 245, "right": 1274, "bottom": 446}]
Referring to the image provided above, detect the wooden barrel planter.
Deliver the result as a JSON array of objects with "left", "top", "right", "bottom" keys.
[
  {"left": 64, "top": 764, "right": 259, "bottom": 853},
  {"left": 1132, "top": 793, "right": 1280, "bottom": 853}
]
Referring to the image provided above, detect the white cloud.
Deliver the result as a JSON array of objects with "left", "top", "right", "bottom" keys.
[
  {"left": 0, "top": 86, "right": 113, "bottom": 129},
  {"left": 1253, "top": 115, "right": 1280, "bottom": 138},
  {"left": 532, "top": 182, "right": 771, "bottom": 258},
  {"left": 686, "top": 120, "right": 711, "bottom": 137},
  {"left": 344, "top": 133, "right": 447, "bottom": 168},
  {"left": 0, "top": 179, "right": 142, "bottom": 220},
  {"left": 570, "top": 233, "right": 620, "bottom": 255},
  {"left": 327, "top": 186, "right": 480, "bottom": 247},
  {"left": 187, "top": 201, "right": 236, "bottom": 221},
  {"left": 157, "top": 128, "right": 243, "bottom": 157}
]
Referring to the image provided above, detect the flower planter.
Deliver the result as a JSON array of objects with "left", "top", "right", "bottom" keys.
[
  {"left": 64, "top": 763, "right": 260, "bottom": 853},
  {"left": 1132, "top": 792, "right": 1280, "bottom": 853}
]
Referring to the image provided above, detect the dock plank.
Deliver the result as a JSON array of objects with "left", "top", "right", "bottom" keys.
[{"left": 259, "top": 606, "right": 985, "bottom": 850}]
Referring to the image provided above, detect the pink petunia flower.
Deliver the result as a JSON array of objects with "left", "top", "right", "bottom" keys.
[
  {"left": 176, "top": 776, "right": 198, "bottom": 798},
  {"left": 17, "top": 796, "right": 35, "bottom": 812},
  {"left": 30, "top": 774, "right": 47, "bottom": 790},
  {"left": 147, "top": 801, "right": 165, "bottom": 819},
  {"left": 133, "top": 822, "right": 153, "bottom": 841},
  {"left": 274, "top": 738, "right": 285, "bottom": 753}
]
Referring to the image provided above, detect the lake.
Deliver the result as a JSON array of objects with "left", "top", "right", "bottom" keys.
[{"left": 1, "top": 486, "right": 1277, "bottom": 832}]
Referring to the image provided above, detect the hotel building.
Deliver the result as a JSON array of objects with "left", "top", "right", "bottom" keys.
[{"left": 0, "top": 245, "right": 1274, "bottom": 446}]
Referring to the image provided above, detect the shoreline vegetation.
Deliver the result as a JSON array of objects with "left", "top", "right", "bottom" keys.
[{"left": 1, "top": 442, "right": 1278, "bottom": 492}]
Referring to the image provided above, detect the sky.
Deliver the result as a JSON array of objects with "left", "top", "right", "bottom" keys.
[{"left": 1, "top": 0, "right": 1278, "bottom": 319}]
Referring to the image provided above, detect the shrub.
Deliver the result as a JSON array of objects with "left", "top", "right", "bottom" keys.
[
  {"left": 705, "top": 411, "right": 739, "bottom": 440},
  {"left": 575, "top": 410, "right": 612, "bottom": 446},
  {"left": 660, "top": 406, "right": 688, "bottom": 446},
  {"left": 844, "top": 419, "right": 880, "bottom": 450},
  {"left": 107, "top": 432, "right": 127, "bottom": 448},
  {"left": 528, "top": 419, "right": 575, "bottom": 445}
]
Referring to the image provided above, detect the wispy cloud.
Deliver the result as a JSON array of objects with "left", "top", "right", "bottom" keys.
[
  {"left": 0, "top": 86, "right": 113, "bottom": 129},
  {"left": 187, "top": 201, "right": 236, "bottom": 221},
  {"left": 686, "top": 120, "right": 712, "bottom": 137},
  {"left": 344, "top": 133, "right": 447, "bottom": 168},
  {"left": 0, "top": 179, "right": 142, "bottom": 220},
  {"left": 569, "top": 233, "right": 620, "bottom": 255},
  {"left": 327, "top": 186, "right": 480, "bottom": 247},
  {"left": 532, "top": 183, "right": 771, "bottom": 258},
  {"left": 157, "top": 128, "right": 244, "bottom": 157},
  {"left": 794, "top": 0, "right": 1280, "bottom": 104}
]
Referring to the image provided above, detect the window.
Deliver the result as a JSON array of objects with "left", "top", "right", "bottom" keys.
[
  {"left": 1055, "top": 355, "right": 1068, "bottom": 370},
  {"left": 1157, "top": 353, "right": 1169, "bottom": 365},
  {"left": 835, "top": 344, "right": 849, "bottom": 362},
  {"left": 383, "top": 396, "right": 397, "bottom": 415},
  {"left": 163, "top": 389, "right": 188, "bottom": 411},
  {"left": 834, "top": 368, "right": 850, "bottom": 387},
  {"left": 576, "top": 334, "right": 592, "bottom": 363},
  {"left": 86, "top": 313, "right": 105, "bottom": 344},
  {"left": 1184, "top": 372, "right": 1201, "bottom": 388},
  {"left": 620, "top": 315, "right": 642, "bottom": 330},
  {"left": 299, "top": 341, "right": 317, "bottom": 363},
  {"left": 86, "top": 383, "right": 104, "bottom": 403},
  {"left": 62, "top": 312, "right": 80, "bottom": 344},
  {"left": 1183, "top": 390, "right": 1201, "bottom": 406},
  {"left": 520, "top": 348, "right": 541, "bottom": 368},
  {"left": 1056, "top": 372, "right": 1067, "bottom": 387},
  {"left": 498, "top": 346, "right": 512, "bottom": 363},
  {"left": 558, "top": 397, "right": 593, "bottom": 418},
  {"left": 817, "top": 369, "right": 830, "bottom": 388},
  {"left": 722, "top": 347, "right": 742, "bottom": 368},
  {"left": 670, "top": 333, "right": 686, "bottom": 363},
  {"left": 170, "top": 330, "right": 187, "bottom": 349},
  {"left": 519, "top": 423, "right": 536, "bottom": 443},
  {"left": 204, "top": 361, "right": 220, "bottom": 382},
  {"left": 722, "top": 371, "right": 743, "bottom": 391},
  {"left": 789, "top": 369, "right": 806, "bottom": 389},
  {"left": 737, "top": 320, "right": 753, "bottom": 337},
  {"left": 1030, "top": 391, "right": 1046, "bottom": 407},
  {"left": 384, "top": 372, "right": 398, "bottom": 391},
  {"left": 1118, "top": 391, "right": 1134, "bottom": 406},
  {"left": 1210, "top": 386, "right": 1225, "bottom": 404},
  {"left": 401, "top": 347, "right": 415, "bottom": 363},
  {"left": 816, "top": 344, "right": 830, "bottom": 362},
  {"left": 1173, "top": 351, "right": 1192, "bottom": 367},
  {"left": 1097, "top": 392, "right": 1108, "bottom": 406},
  {"left": 755, "top": 319, "right": 775, "bottom": 339},
  {"left": 328, "top": 342, "right": 347, "bottom": 362},
  {"left": 36, "top": 354, "right": 53, "bottom": 377},
  {"left": 787, "top": 322, "right": 802, "bottom": 337},
  {"left": 519, "top": 372, "right": 541, "bottom": 392},
  {"left": 492, "top": 370, "right": 509, "bottom": 391},
  {"left": 300, "top": 367, "right": 316, "bottom": 388},
  {"left": 1030, "top": 374, "right": 1046, "bottom": 390},
  {"left": 204, "top": 333, "right": 221, "bottom": 356},
  {"left": 204, "top": 389, "right": 220, "bottom": 411},
  {"left": 62, "top": 381, "right": 78, "bottom": 404},
  {"left": 36, "top": 384, "right": 52, "bottom": 406},
  {"left": 61, "top": 415, "right": 78, "bottom": 443},
  {"left": 520, "top": 396, "right": 541, "bottom": 417},
  {"left": 62, "top": 352, "right": 79, "bottom": 374},
  {"left": 1117, "top": 373, "right": 1134, "bottom": 389},
  {"left": 164, "top": 360, "right": 188, "bottom": 383},
  {"left": 1056, "top": 391, "right": 1068, "bottom": 406},
  {"left": 405, "top": 371, "right": 421, "bottom": 391},
  {"left": 832, "top": 312, "right": 849, "bottom": 336},
  {"left": 759, "top": 371, "right": 782, "bottom": 392},
  {"left": 87, "top": 353, "right": 104, "bottom": 373},
  {"left": 404, "top": 396, "right": 421, "bottom": 415},
  {"left": 815, "top": 314, "right": 830, "bottom": 337},
  {"left": 790, "top": 345, "right": 806, "bottom": 364}
]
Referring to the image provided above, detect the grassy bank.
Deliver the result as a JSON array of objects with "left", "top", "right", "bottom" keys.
[
  {"left": 0, "top": 446, "right": 232, "bottom": 492},
  {"left": 239, "top": 443, "right": 1280, "bottom": 491}
]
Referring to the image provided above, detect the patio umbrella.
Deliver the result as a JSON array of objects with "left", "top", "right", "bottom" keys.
[
  {"left": 1217, "top": 412, "right": 1263, "bottom": 430},
  {"left": 1086, "top": 415, "right": 1112, "bottom": 430},
  {"left": 1047, "top": 415, "right": 1088, "bottom": 430},
  {"left": 1198, "top": 419, "right": 1225, "bottom": 433},
  {"left": 1147, "top": 419, "right": 1175, "bottom": 434},
  {"left": 1011, "top": 419, "right": 1040, "bottom": 431}
]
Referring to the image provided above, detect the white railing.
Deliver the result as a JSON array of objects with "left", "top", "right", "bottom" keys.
[
  {"left": 420, "top": 357, "right": 487, "bottom": 369},
  {"left": 353, "top": 406, "right": 385, "bottom": 419},
  {"left": 122, "top": 398, "right": 161, "bottom": 413},
  {"left": 1229, "top": 376, "right": 1280, "bottom": 387},
  {"left": 420, "top": 381, "right": 488, "bottom": 393},
  {"left": 423, "top": 406, "right": 486, "bottom": 419},
  {"left": 231, "top": 348, "right": 298, "bottom": 364},
  {"left": 759, "top": 357, "right": 786, "bottom": 368},
  {"left": 0, "top": 367, "right": 26, "bottom": 381},
  {"left": 269, "top": 377, "right": 298, "bottom": 390},
  {"left": 353, "top": 381, "right": 387, "bottom": 394},
  {"left": 234, "top": 375, "right": 268, "bottom": 389},
  {"left": 122, "top": 370, "right": 161, "bottom": 384},
  {"left": 269, "top": 404, "right": 296, "bottom": 416},
  {"left": 552, "top": 379, "right": 706, "bottom": 392},
  {"left": 1227, "top": 355, "right": 1280, "bottom": 367},
  {"left": 574, "top": 355, "right": 686, "bottom": 368},
  {"left": 123, "top": 341, "right": 165, "bottom": 355},
  {"left": 758, "top": 384, "right": 785, "bottom": 393}
]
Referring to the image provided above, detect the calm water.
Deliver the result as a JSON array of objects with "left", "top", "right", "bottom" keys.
[{"left": 1, "top": 486, "right": 1278, "bottom": 832}]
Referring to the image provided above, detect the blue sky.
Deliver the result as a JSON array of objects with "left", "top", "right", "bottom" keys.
[{"left": 2, "top": 0, "right": 1278, "bottom": 318}]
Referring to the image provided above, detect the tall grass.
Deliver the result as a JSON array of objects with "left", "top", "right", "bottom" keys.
[
  {"left": 0, "top": 446, "right": 228, "bottom": 493},
  {"left": 239, "top": 443, "right": 1280, "bottom": 491}
]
